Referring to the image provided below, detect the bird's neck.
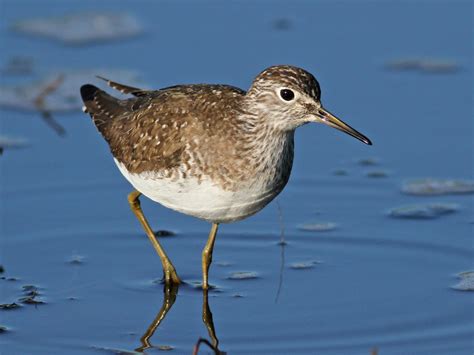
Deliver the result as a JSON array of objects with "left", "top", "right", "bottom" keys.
[
  {"left": 249, "top": 125, "right": 295, "bottom": 187},
  {"left": 237, "top": 99, "right": 295, "bottom": 187}
]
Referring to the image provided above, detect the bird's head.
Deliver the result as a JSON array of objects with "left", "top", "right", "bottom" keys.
[{"left": 246, "top": 65, "right": 372, "bottom": 145}]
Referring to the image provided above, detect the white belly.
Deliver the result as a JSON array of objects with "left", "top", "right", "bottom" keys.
[{"left": 115, "top": 159, "right": 282, "bottom": 223}]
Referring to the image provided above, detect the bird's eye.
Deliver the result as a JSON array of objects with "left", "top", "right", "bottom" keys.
[{"left": 280, "top": 89, "right": 295, "bottom": 101}]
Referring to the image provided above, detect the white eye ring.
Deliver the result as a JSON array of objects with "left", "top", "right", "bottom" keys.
[{"left": 276, "top": 87, "right": 299, "bottom": 103}]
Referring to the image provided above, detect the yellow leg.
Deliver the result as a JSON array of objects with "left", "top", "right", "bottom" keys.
[
  {"left": 127, "top": 190, "right": 181, "bottom": 285},
  {"left": 202, "top": 223, "right": 219, "bottom": 290}
]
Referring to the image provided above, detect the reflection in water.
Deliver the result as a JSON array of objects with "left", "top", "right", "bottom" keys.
[
  {"left": 275, "top": 201, "right": 286, "bottom": 303},
  {"left": 201, "top": 290, "right": 219, "bottom": 350},
  {"left": 274, "top": 238, "right": 286, "bottom": 304},
  {"left": 135, "top": 284, "right": 178, "bottom": 352},
  {"left": 193, "top": 337, "right": 226, "bottom": 355},
  {"left": 135, "top": 284, "right": 223, "bottom": 354}
]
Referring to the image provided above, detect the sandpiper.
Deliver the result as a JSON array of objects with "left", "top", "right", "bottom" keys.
[{"left": 80, "top": 65, "right": 372, "bottom": 289}]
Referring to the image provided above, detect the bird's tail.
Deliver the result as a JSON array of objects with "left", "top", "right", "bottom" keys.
[{"left": 80, "top": 84, "right": 122, "bottom": 134}]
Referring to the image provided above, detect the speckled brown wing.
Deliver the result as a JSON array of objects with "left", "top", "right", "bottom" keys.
[{"left": 80, "top": 83, "right": 248, "bottom": 178}]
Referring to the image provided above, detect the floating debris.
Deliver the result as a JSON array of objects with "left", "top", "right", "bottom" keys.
[
  {"left": 385, "top": 58, "right": 460, "bottom": 74},
  {"left": 232, "top": 293, "right": 245, "bottom": 298},
  {"left": 22, "top": 285, "right": 38, "bottom": 292},
  {"left": 157, "top": 345, "right": 174, "bottom": 351},
  {"left": 289, "top": 260, "right": 322, "bottom": 270},
  {"left": 0, "top": 325, "right": 7, "bottom": 333},
  {"left": 402, "top": 178, "right": 474, "bottom": 196},
  {"left": 66, "top": 255, "right": 85, "bottom": 265},
  {"left": 367, "top": 170, "right": 389, "bottom": 178},
  {"left": 357, "top": 157, "right": 379, "bottom": 166},
  {"left": 0, "top": 265, "right": 3, "bottom": 273},
  {"left": 0, "top": 302, "right": 21, "bottom": 310},
  {"left": 298, "top": 222, "right": 338, "bottom": 232},
  {"left": 153, "top": 230, "right": 176, "bottom": 237},
  {"left": 0, "top": 69, "right": 143, "bottom": 135},
  {"left": 451, "top": 271, "right": 474, "bottom": 291},
  {"left": 1, "top": 56, "right": 34, "bottom": 75},
  {"left": 0, "top": 135, "right": 29, "bottom": 155},
  {"left": 388, "top": 203, "right": 459, "bottom": 219},
  {"left": 20, "top": 297, "right": 45, "bottom": 305},
  {"left": 0, "top": 69, "right": 142, "bottom": 113},
  {"left": 12, "top": 13, "right": 143, "bottom": 45},
  {"left": 19, "top": 284, "right": 45, "bottom": 305},
  {"left": 227, "top": 271, "right": 259, "bottom": 280},
  {"left": 215, "top": 261, "right": 233, "bottom": 267},
  {"left": 33, "top": 74, "right": 67, "bottom": 135}
]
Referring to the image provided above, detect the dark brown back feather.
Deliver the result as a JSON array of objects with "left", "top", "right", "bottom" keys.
[{"left": 80, "top": 83, "right": 250, "bottom": 180}]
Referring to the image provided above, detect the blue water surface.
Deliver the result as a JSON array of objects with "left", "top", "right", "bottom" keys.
[{"left": 1, "top": 1, "right": 473, "bottom": 354}]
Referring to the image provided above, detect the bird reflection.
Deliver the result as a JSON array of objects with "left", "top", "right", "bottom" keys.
[
  {"left": 135, "top": 284, "right": 223, "bottom": 354},
  {"left": 201, "top": 289, "right": 219, "bottom": 350},
  {"left": 135, "top": 284, "right": 178, "bottom": 352}
]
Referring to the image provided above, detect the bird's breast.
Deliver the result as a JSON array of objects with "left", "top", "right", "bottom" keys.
[
  {"left": 113, "top": 132, "right": 294, "bottom": 223},
  {"left": 115, "top": 159, "right": 286, "bottom": 223}
]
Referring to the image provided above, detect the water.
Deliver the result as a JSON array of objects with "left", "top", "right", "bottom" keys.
[{"left": 1, "top": 1, "right": 473, "bottom": 354}]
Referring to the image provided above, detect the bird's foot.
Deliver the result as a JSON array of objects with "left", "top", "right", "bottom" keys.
[{"left": 163, "top": 264, "right": 181, "bottom": 285}]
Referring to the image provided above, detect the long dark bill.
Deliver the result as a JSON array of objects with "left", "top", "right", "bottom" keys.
[{"left": 317, "top": 107, "right": 372, "bottom": 145}]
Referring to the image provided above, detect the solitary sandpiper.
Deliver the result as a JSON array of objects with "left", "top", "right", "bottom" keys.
[{"left": 80, "top": 65, "right": 372, "bottom": 289}]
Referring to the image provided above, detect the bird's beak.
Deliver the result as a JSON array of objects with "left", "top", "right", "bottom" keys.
[{"left": 314, "top": 107, "right": 372, "bottom": 145}]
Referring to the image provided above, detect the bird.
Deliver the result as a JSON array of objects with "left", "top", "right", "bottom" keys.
[{"left": 80, "top": 65, "right": 372, "bottom": 289}]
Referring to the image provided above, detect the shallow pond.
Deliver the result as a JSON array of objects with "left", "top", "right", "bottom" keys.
[{"left": 1, "top": 1, "right": 473, "bottom": 354}]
